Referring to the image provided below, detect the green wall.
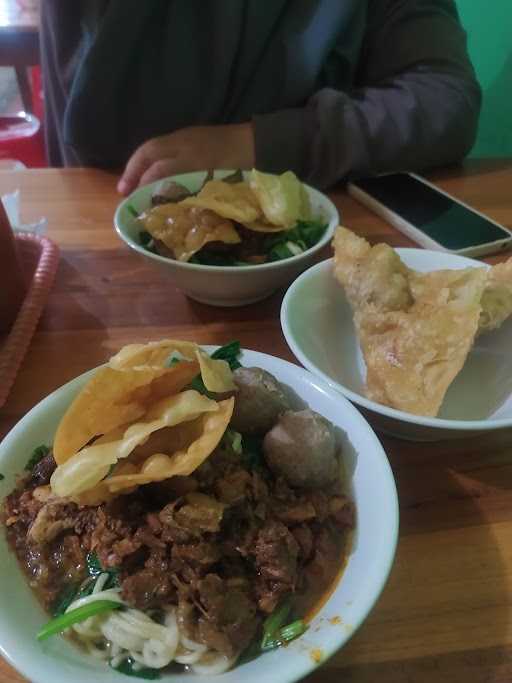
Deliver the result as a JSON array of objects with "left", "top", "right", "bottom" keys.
[{"left": 456, "top": 0, "right": 512, "bottom": 157}]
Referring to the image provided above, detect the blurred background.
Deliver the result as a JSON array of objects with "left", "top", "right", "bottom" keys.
[{"left": 0, "top": 0, "right": 509, "bottom": 167}]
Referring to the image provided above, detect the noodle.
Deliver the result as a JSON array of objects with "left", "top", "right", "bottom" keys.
[{"left": 64, "top": 577, "right": 234, "bottom": 675}]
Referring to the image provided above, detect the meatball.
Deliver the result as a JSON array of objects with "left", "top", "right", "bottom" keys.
[
  {"left": 151, "top": 179, "right": 191, "bottom": 205},
  {"left": 230, "top": 367, "right": 290, "bottom": 435},
  {"left": 263, "top": 410, "right": 339, "bottom": 488}
]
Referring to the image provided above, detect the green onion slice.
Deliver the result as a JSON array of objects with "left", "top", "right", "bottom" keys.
[
  {"left": 261, "top": 598, "right": 292, "bottom": 648},
  {"left": 261, "top": 619, "right": 308, "bottom": 651},
  {"left": 37, "top": 600, "right": 122, "bottom": 641}
]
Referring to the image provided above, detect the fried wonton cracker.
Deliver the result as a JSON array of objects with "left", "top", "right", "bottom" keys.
[
  {"left": 51, "top": 390, "right": 221, "bottom": 497},
  {"left": 109, "top": 339, "right": 236, "bottom": 393},
  {"left": 53, "top": 361, "right": 200, "bottom": 464},
  {"left": 333, "top": 226, "right": 412, "bottom": 312},
  {"left": 140, "top": 203, "right": 241, "bottom": 262},
  {"left": 333, "top": 226, "right": 488, "bottom": 416},
  {"left": 110, "top": 339, "right": 198, "bottom": 369},
  {"left": 355, "top": 282, "right": 485, "bottom": 416},
  {"left": 479, "top": 258, "right": 512, "bottom": 333},
  {"left": 104, "top": 398, "right": 234, "bottom": 493},
  {"left": 181, "top": 180, "right": 261, "bottom": 223},
  {"left": 248, "top": 169, "right": 305, "bottom": 228}
]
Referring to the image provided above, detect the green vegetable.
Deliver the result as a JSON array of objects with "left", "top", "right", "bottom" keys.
[
  {"left": 127, "top": 204, "right": 139, "bottom": 218},
  {"left": 211, "top": 340, "right": 242, "bottom": 370},
  {"left": 103, "top": 463, "right": 117, "bottom": 479},
  {"left": 264, "top": 219, "right": 328, "bottom": 262},
  {"left": 37, "top": 600, "right": 122, "bottom": 641},
  {"left": 111, "top": 658, "right": 160, "bottom": 679},
  {"left": 261, "top": 598, "right": 292, "bottom": 649},
  {"left": 241, "top": 604, "right": 307, "bottom": 662},
  {"left": 164, "top": 350, "right": 187, "bottom": 367},
  {"left": 25, "top": 445, "right": 50, "bottom": 471},
  {"left": 223, "top": 428, "right": 243, "bottom": 455},
  {"left": 51, "top": 583, "right": 80, "bottom": 617},
  {"left": 75, "top": 579, "right": 97, "bottom": 601},
  {"left": 241, "top": 434, "right": 264, "bottom": 469},
  {"left": 86, "top": 552, "right": 120, "bottom": 588},
  {"left": 188, "top": 341, "right": 242, "bottom": 395},
  {"left": 188, "top": 375, "right": 214, "bottom": 398},
  {"left": 294, "top": 219, "right": 328, "bottom": 248},
  {"left": 86, "top": 551, "right": 103, "bottom": 577},
  {"left": 268, "top": 242, "right": 295, "bottom": 261},
  {"left": 138, "top": 230, "right": 157, "bottom": 254},
  {"left": 237, "top": 637, "right": 262, "bottom": 665},
  {"left": 261, "top": 619, "right": 308, "bottom": 651}
]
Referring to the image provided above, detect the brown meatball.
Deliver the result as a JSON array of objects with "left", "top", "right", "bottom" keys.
[
  {"left": 230, "top": 367, "right": 290, "bottom": 435},
  {"left": 151, "top": 179, "right": 191, "bottom": 205},
  {"left": 263, "top": 410, "right": 339, "bottom": 488}
]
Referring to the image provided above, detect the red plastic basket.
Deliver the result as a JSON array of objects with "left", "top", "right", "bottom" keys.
[{"left": 0, "top": 233, "right": 59, "bottom": 408}]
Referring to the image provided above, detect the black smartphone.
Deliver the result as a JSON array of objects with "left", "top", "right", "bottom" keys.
[{"left": 348, "top": 173, "right": 512, "bottom": 257}]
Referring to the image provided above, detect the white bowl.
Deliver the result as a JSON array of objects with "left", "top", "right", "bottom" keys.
[
  {"left": 114, "top": 171, "right": 339, "bottom": 307},
  {"left": 281, "top": 249, "right": 512, "bottom": 441},
  {"left": 0, "top": 348, "right": 398, "bottom": 683}
]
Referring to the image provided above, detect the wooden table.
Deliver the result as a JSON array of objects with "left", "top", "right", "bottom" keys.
[
  {"left": 1, "top": 159, "right": 512, "bottom": 682},
  {"left": 0, "top": 0, "right": 39, "bottom": 113}
]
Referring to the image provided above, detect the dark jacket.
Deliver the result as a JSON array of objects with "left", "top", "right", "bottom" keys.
[{"left": 41, "top": 0, "right": 481, "bottom": 188}]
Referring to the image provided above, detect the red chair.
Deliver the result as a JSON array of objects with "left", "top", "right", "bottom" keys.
[{"left": 0, "top": 110, "right": 46, "bottom": 167}]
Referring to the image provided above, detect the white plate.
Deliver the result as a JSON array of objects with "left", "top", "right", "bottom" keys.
[
  {"left": 0, "top": 348, "right": 398, "bottom": 683},
  {"left": 114, "top": 171, "right": 339, "bottom": 307},
  {"left": 281, "top": 250, "right": 512, "bottom": 441}
]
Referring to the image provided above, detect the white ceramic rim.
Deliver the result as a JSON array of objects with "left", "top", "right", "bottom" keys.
[
  {"left": 113, "top": 171, "right": 339, "bottom": 273},
  {"left": 281, "top": 253, "right": 512, "bottom": 431},
  {"left": 0, "top": 347, "right": 398, "bottom": 683}
]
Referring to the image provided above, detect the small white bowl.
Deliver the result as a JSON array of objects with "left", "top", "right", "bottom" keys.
[
  {"left": 0, "top": 348, "right": 398, "bottom": 683},
  {"left": 114, "top": 171, "right": 339, "bottom": 307},
  {"left": 281, "top": 249, "right": 512, "bottom": 441}
]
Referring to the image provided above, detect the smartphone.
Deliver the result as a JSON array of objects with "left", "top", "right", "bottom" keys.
[{"left": 347, "top": 172, "right": 512, "bottom": 257}]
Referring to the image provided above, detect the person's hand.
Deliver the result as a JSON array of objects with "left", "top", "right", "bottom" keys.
[{"left": 117, "top": 123, "right": 255, "bottom": 195}]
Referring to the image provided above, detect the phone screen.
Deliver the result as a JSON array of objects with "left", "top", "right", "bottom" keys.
[{"left": 353, "top": 174, "right": 511, "bottom": 250}]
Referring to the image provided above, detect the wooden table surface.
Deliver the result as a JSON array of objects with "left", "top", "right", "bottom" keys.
[{"left": 1, "top": 159, "right": 512, "bottom": 683}]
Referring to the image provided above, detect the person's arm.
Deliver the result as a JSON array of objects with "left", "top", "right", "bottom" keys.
[{"left": 253, "top": 0, "right": 481, "bottom": 188}]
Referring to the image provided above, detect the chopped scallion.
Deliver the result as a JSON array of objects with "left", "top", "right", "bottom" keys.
[
  {"left": 261, "top": 598, "right": 292, "bottom": 648},
  {"left": 37, "top": 600, "right": 122, "bottom": 641},
  {"left": 110, "top": 658, "right": 160, "bottom": 679},
  {"left": 261, "top": 619, "right": 308, "bottom": 651},
  {"left": 164, "top": 351, "right": 187, "bottom": 367},
  {"left": 25, "top": 445, "right": 50, "bottom": 471}
]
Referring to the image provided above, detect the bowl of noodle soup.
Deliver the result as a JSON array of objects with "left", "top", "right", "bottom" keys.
[{"left": 0, "top": 345, "right": 398, "bottom": 683}]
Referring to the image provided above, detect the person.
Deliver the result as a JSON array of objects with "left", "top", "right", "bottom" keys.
[{"left": 40, "top": 0, "right": 481, "bottom": 194}]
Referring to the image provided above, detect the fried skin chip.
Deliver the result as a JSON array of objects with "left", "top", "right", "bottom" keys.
[
  {"left": 356, "top": 291, "right": 484, "bottom": 416},
  {"left": 333, "top": 226, "right": 412, "bottom": 312},
  {"left": 105, "top": 398, "right": 234, "bottom": 493},
  {"left": 181, "top": 180, "right": 261, "bottom": 223},
  {"left": 248, "top": 169, "right": 304, "bottom": 228},
  {"left": 479, "top": 258, "right": 512, "bottom": 333},
  {"left": 109, "top": 339, "right": 198, "bottom": 369},
  {"left": 241, "top": 219, "right": 289, "bottom": 233},
  {"left": 333, "top": 226, "right": 489, "bottom": 416},
  {"left": 53, "top": 361, "right": 200, "bottom": 464},
  {"left": 109, "top": 339, "right": 236, "bottom": 392},
  {"left": 140, "top": 203, "right": 240, "bottom": 261},
  {"left": 51, "top": 391, "right": 220, "bottom": 497}
]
